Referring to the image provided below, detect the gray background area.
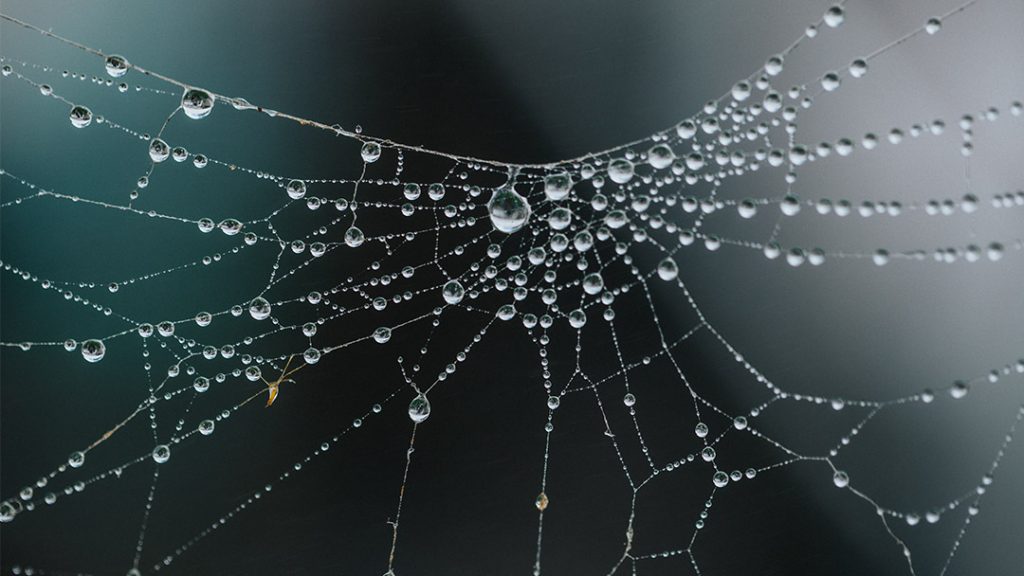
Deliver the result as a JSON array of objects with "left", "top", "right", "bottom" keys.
[{"left": 2, "top": 0, "right": 1023, "bottom": 574}]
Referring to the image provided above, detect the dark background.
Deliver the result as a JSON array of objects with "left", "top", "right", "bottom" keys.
[{"left": 2, "top": 1, "right": 1024, "bottom": 575}]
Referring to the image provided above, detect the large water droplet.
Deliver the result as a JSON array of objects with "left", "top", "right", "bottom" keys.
[
  {"left": 219, "top": 218, "right": 243, "bottom": 235},
  {"left": 373, "top": 326, "right": 392, "bottom": 344},
  {"left": 442, "top": 279, "right": 465, "bottom": 305},
  {"left": 657, "top": 258, "right": 679, "bottom": 281},
  {"left": 68, "top": 451, "right": 85, "bottom": 468},
  {"left": 248, "top": 297, "right": 272, "bottom": 320},
  {"left": 738, "top": 199, "right": 757, "bottom": 219},
  {"left": 607, "top": 158, "right": 635, "bottom": 184},
  {"left": 148, "top": 138, "right": 170, "bottom": 162},
  {"left": 344, "top": 226, "right": 365, "bottom": 248},
  {"left": 488, "top": 185, "right": 531, "bottom": 233},
  {"left": 81, "top": 339, "right": 106, "bottom": 363},
  {"left": 286, "top": 179, "right": 306, "bottom": 200},
  {"left": 152, "top": 444, "right": 170, "bottom": 464},
  {"left": 568, "top": 309, "right": 587, "bottom": 328},
  {"left": 823, "top": 5, "right": 845, "bottom": 28},
  {"left": 69, "top": 105, "right": 92, "bottom": 128},
  {"left": 181, "top": 88, "right": 214, "bottom": 120},
  {"left": 950, "top": 380, "right": 969, "bottom": 399},
  {"left": 303, "top": 347, "right": 321, "bottom": 365},
  {"left": 408, "top": 394, "right": 431, "bottom": 423},
  {"left": 360, "top": 141, "right": 381, "bottom": 163},
  {"left": 765, "top": 55, "right": 784, "bottom": 76},
  {"left": 105, "top": 55, "right": 129, "bottom": 78},
  {"left": 647, "top": 144, "right": 675, "bottom": 169},
  {"left": 547, "top": 207, "right": 572, "bottom": 231},
  {"left": 582, "top": 273, "right": 604, "bottom": 295},
  {"left": 0, "top": 501, "right": 17, "bottom": 523},
  {"left": 157, "top": 321, "right": 175, "bottom": 337},
  {"left": 544, "top": 172, "right": 572, "bottom": 201}
]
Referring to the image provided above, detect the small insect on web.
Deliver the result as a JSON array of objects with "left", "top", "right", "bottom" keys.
[{"left": 0, "top": 1, "right": 1023, "bottom": 576}]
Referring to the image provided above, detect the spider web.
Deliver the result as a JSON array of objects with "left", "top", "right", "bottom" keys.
[{"left": 1, "top": 1, "right": 1023, "bottom": 575}]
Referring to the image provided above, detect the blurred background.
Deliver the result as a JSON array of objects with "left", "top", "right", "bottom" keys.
[{"left": 2, "top": 0, "right": 1023, "bottom": 574}]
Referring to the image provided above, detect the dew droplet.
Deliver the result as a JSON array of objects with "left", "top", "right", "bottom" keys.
[
  {"left": 544, "top": 172, "right": 572, "bottom": 201},
  {"left": 303, "top": 347, "right": 321, "bottom": 365},
  {"left": 849, "top": 59, "right": 868, "bottom": 78},
  {"left": 950, "top": 380, "right": 969, "bottom": 399},
  {"left": 68, "top": 451, "right": 85, "bottom": 468},
  {"left": 442, "top": 279, "right": 465, "bottom": 305},
  {"left": 286, "top": 179, "right": 307, "bottom": 200},
  {"left": 248, "top": 297, "right": 272, "bottom": 320},
  {"left": 148, "top": 138, "right": 170, "bottom": 163},
  {"left": 360, "top": 141, "right": 381, "bottom": 163},
  {"left": 80, "top": 339, "right": 106, "bottom": 363},
  {"left": 765, "top": 55, "right": 784, "bottom": 76},
  {"left": 198, "top": 419, "right": 215, "bottom": 436},
  {"left": 607, "top": 158, "right": 635, "bottom": 184},
  {"left": 568, "top": 309, "right": 587, "bottom": 329},
  {"left": 152, "top": 445, "right": 170, "bottom": 464},
  {"left": 219, "top": 216, "right": 242, "bottom": 234},
  {"left": 647, "top": 144, "right": 675, "bottom": 170},
  {"left": 408, "top": 394, "right": 431, "bottom": 423},
  {"left": 488, "top": 185, "right": 531, "bottom": 233},
  {"left": 657, "top": 258, "right": 679, "bottom": 281},
  {"left": 373, "top": 326, "right": 392, "bottom": 344},
  {"left": 69, "top": 105, "right": 92, "bottom": 128},
  {"left": 1, "top": 501, "right": 17, "bottom": 523},
  {"left": 823, "top": 5, "right": 844, "bottom": 28},
  {"left": 181, "top": 88, "right": 214, "bottom": 120},
  {"left": 731, "top": 81, "right": 752, "bottom": 102},
  {"left": 582, "top": 273, "right": 604, "bottom": 295},
  {"left": 821, "top": 72, "right": 841, "bottom": 92},
  {"left": 105, "top": 55, "right": 129, "bottom": 78},
  {"left": 781, "top": 195, "right": 801, "bottom": 216},
  {"left": 738, "top": 199, "right": 758, "bottom": 219},
  {"left": 344, "top": 226, "right": 365, "bottom": 248}
]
